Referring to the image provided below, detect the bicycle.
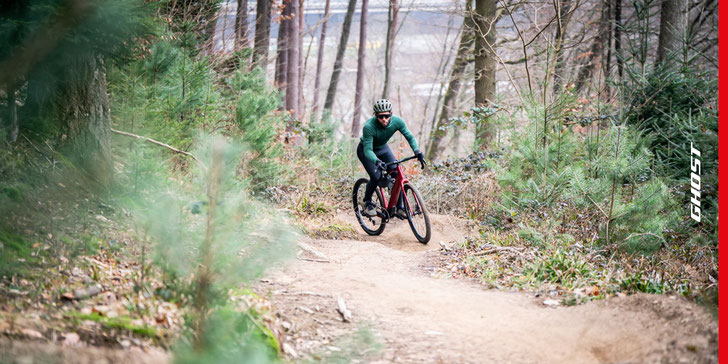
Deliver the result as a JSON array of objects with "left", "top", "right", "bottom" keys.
[{"left": 352, "top": 155, "right": 432, "bottom": 244}]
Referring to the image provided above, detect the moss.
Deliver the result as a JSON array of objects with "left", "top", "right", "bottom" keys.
[
  {"left": 0, "top": 227, "right": 37, "bottom": 278},
  {"left": 67, "top": 311, "right": 158, "bottom": 338},
  {"left": 1, "top": 184, "right": 25, "bottom": 202}
]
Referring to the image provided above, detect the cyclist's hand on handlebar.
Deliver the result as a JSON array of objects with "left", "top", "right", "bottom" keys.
[
  {"left": 414, "top": 150, "right": 427, "bottom": 169},
  {"left": 376, "top": 160, "right": 387, "bottom": 172}
]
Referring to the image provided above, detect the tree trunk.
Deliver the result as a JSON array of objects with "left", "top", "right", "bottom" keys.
[
  {"left": 252, "top": 0, "right": 271, "bottom": 70},
  {"left": 235, "top": 0, "right": 250, "bottom": 49},
  {"left": 6, "top": 86, "right": 18, "bottom": 143},
  {"left": 32, "top": 54, "right": 112, "bottom": 183},
  {"left": 298, "top": 0, "right": 304, "bottom": 120},
  {"left": 323, "top": 0, "right": 357, "bottom": 116},
  {"left": 573, "top": 0, "right": 610, "bottom": 95},
  {"left": 312, "top": 0, "right": 331, "bottom": 121},
  {"left": 351, "top": 0, "right": 369, "bottom": 138},
  {"left": 656, "top": 0, "right": 687, "bottom": 63},
  {"left": 285, "top": 0, "right": 300, "bottom": 120},
  {"left": 381, "top": 0, "right": 399, "bottom": 99},
  {"left": 427, "top": 1, "right": 474, "bottom": 161},
  {"left": 552, "top": 0, "right": 574, "bottom": 96},
  {"left": 275, "top": 2, "right": 289, "bottom": 98},
  {"left": 614, "top": 0, "right": 623, "bottom": 79},
  {"left": 473, "top": 0, "right": 497, "bottom": 149}
]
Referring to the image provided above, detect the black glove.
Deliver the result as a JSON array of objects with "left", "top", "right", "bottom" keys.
[
  {"left": 414, "top": 150, "right": 424, "bottom": 161},
  {"left": 375, "top": 159, "right": 387, "bottom": 171},
  {"left": 414, "top": 150, "right": 426, "bottom": 168}
]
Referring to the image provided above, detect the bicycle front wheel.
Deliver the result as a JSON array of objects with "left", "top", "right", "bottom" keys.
[
  {"left": 403, "top": 182, "right": 431, "bottom": 244},
  {"left": 353, "top": 178, "right": 386, "bottom": 235}
]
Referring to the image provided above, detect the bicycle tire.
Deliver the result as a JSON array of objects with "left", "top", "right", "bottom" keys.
[
  {"left": 353, "top": 178, "right": 387, "bottom": 235},
  {"left": 403, "top": 182, "right": 431, "bottom": 244}
]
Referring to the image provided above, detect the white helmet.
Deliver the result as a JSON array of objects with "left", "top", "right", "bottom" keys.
[{"left": 373, "top": 99, "right": 392, "bottom": 113}]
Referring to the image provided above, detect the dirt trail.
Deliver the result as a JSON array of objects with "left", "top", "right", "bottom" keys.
[{"left": 261, "top": 214, "right": 718, "bottom": 363}]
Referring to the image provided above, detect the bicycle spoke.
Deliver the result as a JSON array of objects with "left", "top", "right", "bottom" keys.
[
  {"left": 353, "top": 178, "right": 387, "bottom": 235},
  {"left": 403, "top": 183, "right": 430, "bottom": 243}
]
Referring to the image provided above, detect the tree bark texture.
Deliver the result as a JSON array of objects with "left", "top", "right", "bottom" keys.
[
  {"left": 323, "top": 0, "right": 358, "bottom": 115},
  {"left": 28, "top": 54, "right": 112, "bottom": 183},
  {"left": 614, "top": 0, "right": 623, "bottom": 79},
  {"left": 312, "top": 0, "right": 331, "bottom": 120},
  {"left": 351, "top": 0, "right": 369, "bottom": 138},
  {"left": 573, "top": 0, "right": 610, "bottom": 95},
  {"left": 656, "top": 0, "right": 687, "bottom": 63},
  {"left": 381, "top": 0, "right": 399, "bottom": 99},
  {"left": 285, "top": 0, "right": 301, "bottom": 120},
  {"left": 275, "top": 2, "right": 289, "bottom": 96},
  {"left": 473, "top": 0, "right": 497, "bottom": 148},
  {"left": 235, "top": 0, "right": 250, "bottom": 49},
  {"left": 6, "top": 86, "right": 18, "bottom": 143},
  {"left": 551, "top": 0, "right": 574, "bottom": 96},
  {"left": 252, "top": 0, "right": 272, "bottom": 70},
  {"left": 298, "top": 0, "right": 304, "bottom": 119},
  {"left": 427, "top": 0, "right": 475, "bottom": 161}
]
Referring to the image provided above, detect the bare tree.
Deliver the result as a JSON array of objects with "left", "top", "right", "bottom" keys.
[
  {"left": 298, "top": 0, "right": 304, "bottom": 119},
  {"left": 473, "top": 0, "right": 497, "bottom": 148},
  {"left": 312, "top": 0, "right": 331, "bottom": 121},
  {"left": 351, "top": 0, "right": 369, "bottom": 138},
  {"left": 275, "top": 1, "right": 289, "bottom": 94},
  {"left": 286, "top": 0, "right": 301, "bottom": 120},
  {"left": 551, "top": 0, "right": 575, "bottom": 95},
  {"left": 427, "top": 0, "right": 475, "bottom": 161},
  {"left": 614, "top": 0, "right": 623, "bottom": 79},
  {"left": 573, "top": 0, "right": 610, "bottom": 94},
  {"left": 252, "top": 0, "right": 272, "bottom": 70},
  {"left": 381, "top": 0, "right": 400, "bottom": 99},
  {"left": 235, "top": 0, "right": 250, "bottom": 49},
  {"left": 323, "top": 0, "right": 358, "bottom": 117},
  {"left": 657, "top": 0, "right": 688, "bottom": 63}
]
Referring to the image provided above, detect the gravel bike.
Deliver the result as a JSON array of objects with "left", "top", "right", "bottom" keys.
[{"left": 352, "top": 155, "right": 431, "bottom": 244}]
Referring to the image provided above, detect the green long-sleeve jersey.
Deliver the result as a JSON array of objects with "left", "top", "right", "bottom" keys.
[{"left": 359, "top": 115, "right": 419, "bottom": 163}]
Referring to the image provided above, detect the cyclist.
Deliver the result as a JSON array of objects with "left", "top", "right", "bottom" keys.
[{"left": 357, "top": 99, "right": 424, "bottom": 218}]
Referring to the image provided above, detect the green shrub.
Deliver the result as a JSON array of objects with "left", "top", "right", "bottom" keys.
[
  {"left": 525, "top": 249, "right": 595, "bottom": 288},
  {"left": 174, "top": 306, "right": 280, "bottom": 364}
]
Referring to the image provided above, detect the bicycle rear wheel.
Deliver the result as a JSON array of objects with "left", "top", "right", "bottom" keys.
[
  {"left": 403, "top": 182, "right": 431, "bottom": 243},
  {"left": 353, "top": 178, "right": 387, "bottom": 235}
]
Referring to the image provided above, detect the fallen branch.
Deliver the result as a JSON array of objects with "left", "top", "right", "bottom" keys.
[
  {"left": 297, "top": 242, "right": 330, "bottom": 262},
  {"left": 110, "top": 128, "right": 205, "bottom": 168},
  {"left": 472, "top": 244, "right": 524, "bottom": 256},
  {"left": 336, "top": 296, "right": 352, "bottom": 322},
  {"left": 297, "top": 255, "right": 331, "bottom": 263}
]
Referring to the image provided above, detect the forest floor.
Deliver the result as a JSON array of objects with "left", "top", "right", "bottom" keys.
[
  {"left": 0, "top": 212, "right": 718, "bottom": 363},
  {"left": 259, "top": 213, "right": 718, "bottom": 363}
]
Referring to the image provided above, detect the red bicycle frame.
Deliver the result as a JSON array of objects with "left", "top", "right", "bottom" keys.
[
  {"left": 378, "top": 155, "right": 423, "bottom": 216},
  {"left": 379, "top": 164, "right": 409, "bottom": 213}
]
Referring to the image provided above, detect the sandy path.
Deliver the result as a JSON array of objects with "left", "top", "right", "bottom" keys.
[{"left": 261, "top": 214, "right": 717, "bottom": 363}]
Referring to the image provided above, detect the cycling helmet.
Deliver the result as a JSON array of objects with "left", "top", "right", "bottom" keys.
[{"left": 373, "top": 99, "right": 393, "bottom": 113}]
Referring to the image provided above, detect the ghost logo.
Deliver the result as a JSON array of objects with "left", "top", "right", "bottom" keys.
[{"left": 689, "top": 143, "right": 701, "bottom": 223}]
